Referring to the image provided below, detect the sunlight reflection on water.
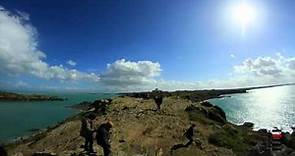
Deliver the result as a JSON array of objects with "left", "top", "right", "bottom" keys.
[{"left": 209, "top": 85, "right": 295, "bottom": 132}]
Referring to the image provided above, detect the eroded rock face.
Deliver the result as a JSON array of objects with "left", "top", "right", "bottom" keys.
[
  {"left": 185, "top": 102, "right": 227, "bottom": 124},
  {"left": 208, "top": 109, "right": 226, "bottom": 124},
  {"left": 200, "top": 101, "right": 214, "bottom": 107}
]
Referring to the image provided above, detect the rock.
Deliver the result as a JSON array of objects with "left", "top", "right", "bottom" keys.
[
  {"left": 119, "top": 139, "right": 126, "bottom": 143},
  {"left": 212, "top": 105, "right": 226, "bottom": 120},
  {"left": 185, "top": 104, "right": 226, "bottom": 124},
  {"left": 156, "top": 148, "right": 163, "bottom": 156},
  {"left": 242, "top": 122, "right": 254, "bottom": 129},
  {"left": 13, "top": 152, "right": 24, "bottom": 156},
  {"left": 223, "top": 124, "right": 238, "bottom": 135},
  {"left": 258, "top": 129, "right": 268, "bottom": 133},
  {"left": 287, "top": 135, "right": 295, "bottom": 149},
  {"left": 208, "top": 108, "right": 226, "bottom": 124},
  {"left": 32, "top": 151, "right": 57, "bottom": 156},
  {"left": 200, "top": 101, "right": 214, "bottom": 107}
]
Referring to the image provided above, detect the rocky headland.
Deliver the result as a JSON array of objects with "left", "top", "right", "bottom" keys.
[
  {"left": 4, "top": 89, "right": 295, "bottom": 156},
  {"left": 0, "top": 91, "right": 65, "bottom": 101}
]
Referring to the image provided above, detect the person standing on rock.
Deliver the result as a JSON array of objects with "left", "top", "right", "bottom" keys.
[
  {"left": 80, "top": 113, "right": 96, "bottom": 153},
  {"left": 96, "top": 121, "right": 113, "bottom": 156}
]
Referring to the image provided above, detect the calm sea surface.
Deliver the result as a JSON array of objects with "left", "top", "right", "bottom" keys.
[
  {"left": 0, "top": 92, "right": 116, "bottom": 143},
  {"left": 209, "top": 85, "right": 295, "bottom": 132}
]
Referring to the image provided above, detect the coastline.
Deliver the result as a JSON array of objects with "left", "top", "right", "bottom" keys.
[
  {"left": 4, "top": 88, "right": 247, "bottom": 146},
  {"left": 4, "top": 87, "right": 295, "bottom": 155}
]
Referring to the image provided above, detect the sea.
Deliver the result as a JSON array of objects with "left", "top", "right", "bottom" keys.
[
  {"left": 0, "top": 92, "right": 116, "bottom": 143},
  {"left": 209, "top": 85, "right": 295, "bottom": 132}
]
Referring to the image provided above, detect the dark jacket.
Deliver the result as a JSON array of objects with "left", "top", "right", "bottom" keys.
[
  {"left": 96, "top": 124, "right": 111, "bottom": 147},
  {"left": 184, "top": 126, "right": 194, "bottom": 140},
  {"left": 0, "top": 146, "right": 7, "bottom": 156},
  {"left": 80, "top": 118, "right": 94, "bottom": 137},
  {"left": 154, "top": 96, "right": 163, "bottom": 105}
]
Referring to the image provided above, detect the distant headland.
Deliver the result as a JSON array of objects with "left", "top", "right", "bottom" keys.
[{"left": 0, "top": 91, "right": 65, "bottom": 101}]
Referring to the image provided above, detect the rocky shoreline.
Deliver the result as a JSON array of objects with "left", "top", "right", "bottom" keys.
[
  {"left": 4, "top": 89, "right": 295, "bottom": 156},
  {"left": 0, "top": 91, "right": 65, "bottom": 101}
]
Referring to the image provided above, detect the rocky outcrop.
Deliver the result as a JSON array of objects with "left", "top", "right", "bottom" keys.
[
  {"left": 68, "top": 101, "right": 92, "bottom": 110},
  {"left": 242, "top": 122, "right": 254, "bottom": 129},
  {"left": 69, "top": 99, "right": 113, "bottom": 115},
  {"left": 185, "top": 101, "right": 226, "bottom": 124}
]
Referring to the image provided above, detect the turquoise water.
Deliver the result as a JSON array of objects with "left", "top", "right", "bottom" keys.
[
  {"left": 0, "top": 92, "right": 116, "bottom": 143},
  {"left": 209, "top": 85, "right": 295, "bottom": 132}
]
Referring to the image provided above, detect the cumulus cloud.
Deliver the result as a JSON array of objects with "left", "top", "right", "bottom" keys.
[
  {"left": 67, "top": 60, "right": 77, "bottom": 66},
  {"left": 100, "top": 59, "right": 161, "bottom": 87},
  {"left": 233, "top": 53, "right": 295, "bottom": 83},
  {"left": 0, "top": 7, "right": 99, "bottom": 82},
  {"left": 230, "top": 54, "right": 236, "bottom": 58}
]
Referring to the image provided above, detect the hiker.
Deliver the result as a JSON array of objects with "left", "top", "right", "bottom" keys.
[
  {"left": 96, "top": 121, "right": 113, "bottom": 156},
  {"left": 154, "top": 95, "right": 163, "bottom": 111},
  {"left": 0, "top": 145, "right": 7, "bottom": 156},
  {"left": 80, "top": 113, "right": 96, "bottom": 153},
  {"left": 170, "top": 124, "right": 198, "bottom": 155},
  {"left": 183, "top": 124, "right": 196, "bottom": 146}
]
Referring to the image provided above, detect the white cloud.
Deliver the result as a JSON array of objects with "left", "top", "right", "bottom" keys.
[
  {"left": 100, "top": 59, "right": 161, "bottom": 87},
  {"left": 0, "top": 7, "right": 99, "bottom": 82},
  {"left": 230, "top": 54, "right": 236, "bottom": 58},
  {"left": 233, "top": 53, "right": 295, "bottom": 84},
  {"left": 67, "top": 60, "right": 77, "bottom": 66},
  {"left": 103, "top": 54, "right": 295, "bottom": 92}
]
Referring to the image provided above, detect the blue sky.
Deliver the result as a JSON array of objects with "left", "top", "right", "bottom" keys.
[{"left": 0, "top": 0, "right": 295, "bottom": 92}]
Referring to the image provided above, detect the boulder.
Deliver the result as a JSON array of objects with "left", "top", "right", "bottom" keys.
[
  {"left": 200, "top": 101, "right": 214, "bottom": 107},
  {"left": 257, "top": 129, "right": 268, "bottom": 134},
  {"left": 242, "top": 122, "right": 254, "bottom": 129}
]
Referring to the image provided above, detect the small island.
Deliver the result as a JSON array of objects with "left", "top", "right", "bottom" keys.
[{"left": 0, "top": 91, "right": 65, "bottom": 101}]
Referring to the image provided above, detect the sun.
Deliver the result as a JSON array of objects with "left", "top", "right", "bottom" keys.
[{"left": 232, "top": 2, "right": 257, "bottom": 34}]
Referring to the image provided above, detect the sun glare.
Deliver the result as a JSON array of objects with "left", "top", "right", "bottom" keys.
[{"left": 232, "top": 2, "right": 257, "bottom": 34}]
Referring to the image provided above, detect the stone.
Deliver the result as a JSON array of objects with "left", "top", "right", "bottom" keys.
[
  {"left": 32, "top": 151, "right": 57, "bottom": 156},
  {"left": 258, "top": 129, "right": 268, "bottom": 133},
  {"left": 200, "top": 101, "right": 214, "bottom": 107},
  {"left": 242, "top": 122, "right": 254, "bottom": 129}
]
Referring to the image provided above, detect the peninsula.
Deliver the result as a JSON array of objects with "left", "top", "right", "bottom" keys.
[{"left": 0, "top": 91, "right": 65, "bottom": 101}]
